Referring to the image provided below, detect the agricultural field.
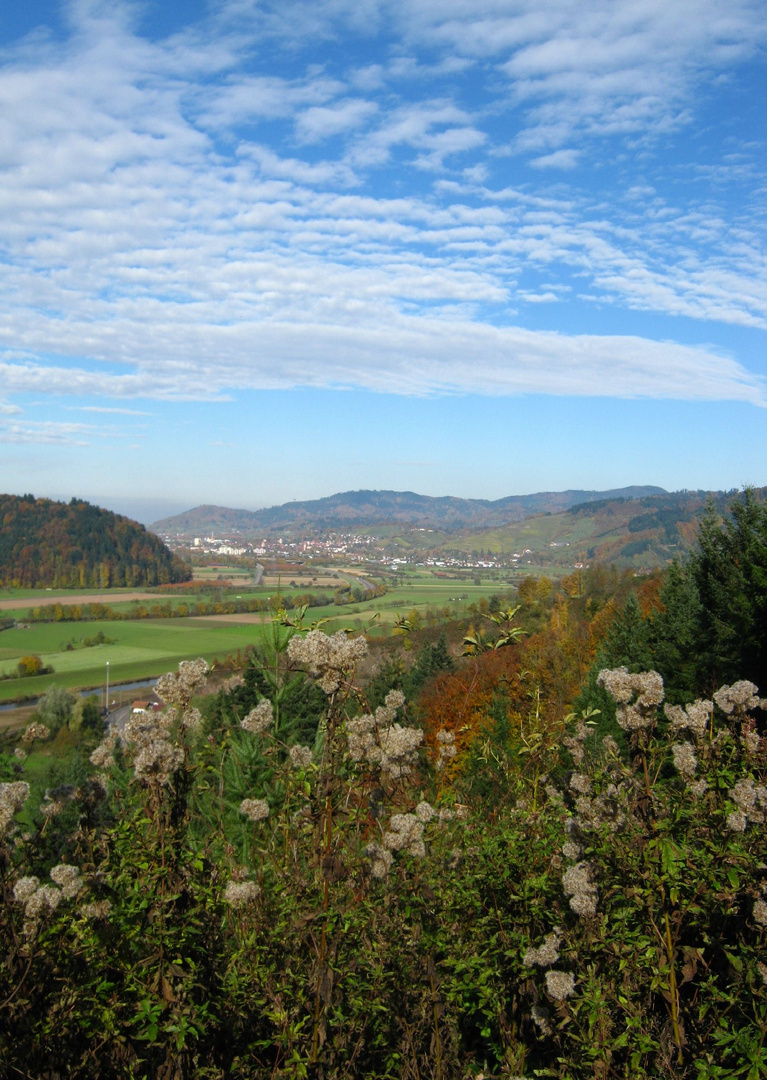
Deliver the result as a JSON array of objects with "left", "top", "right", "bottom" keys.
[{"left": 0, "top": 576, "right": 507, "bottom": 702}]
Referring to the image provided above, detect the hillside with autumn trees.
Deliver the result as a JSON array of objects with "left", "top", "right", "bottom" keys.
[{"left": 0, "top": 494, "right": 191, "bottom": 588}]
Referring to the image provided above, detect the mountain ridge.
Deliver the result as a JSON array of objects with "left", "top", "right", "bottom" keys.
[{"left": 150, "top": 485, "right": 668, "bottom": 536}]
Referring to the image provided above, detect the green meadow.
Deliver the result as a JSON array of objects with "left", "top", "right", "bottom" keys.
[{"left": 0, "top": 577, "right": 509, "bottom": 701}]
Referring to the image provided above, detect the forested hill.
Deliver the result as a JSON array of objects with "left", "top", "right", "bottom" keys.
[
  {"left": 0, "top": 494, "right": 192, "bottom": 588},
  {"left": 151, "top": 485, "right": 666, "bottom": 536}
]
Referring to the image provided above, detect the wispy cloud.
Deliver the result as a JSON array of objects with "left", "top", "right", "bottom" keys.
[{"left": 0, "top": 0, "right": 763, "bottom": 438}]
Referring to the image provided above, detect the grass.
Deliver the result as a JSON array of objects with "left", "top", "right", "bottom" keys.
[
  {"left": 0, "top": 576, "right": 515, "bottom": 701},
  {"left": 0, "top": 619, "right": 276, "bottom": 700}
]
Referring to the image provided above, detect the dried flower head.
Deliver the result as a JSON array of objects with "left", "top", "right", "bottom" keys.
[
  {"left": 240, "top": 798, "right": 270, "bottom": 822},
  {"left": 415, "top": 800, "right": 436, "bottom": 823},
  {"left": 524, "top": 928, "right": 562, "bottom": 967},
  {"left": 598, "top": 668, "right": 663, "bottom": 731},
  {"left": 729, "top": 777, "right": 767, "bottom": 826},
  {"left": 714, "top": 681, "right": 761, "bottom": 715},
  {"left": 288, "top": 630, "right": 367, "bottom": 695},
  {"left": 665, "top": 699, "right": 713, "bottom": 740},
  {"left": 13, "top": 876, "right": 40, "bottom": 903},
  {"left": 288, "top": 744, "right": 313, "bottom": 769},
  {"left": 688, "top": 779, "right": 709, "bottom": 799},
  {"left": 80, "top": 899, "right": 112, "bottom": 919},
  {"left": 754, "top": 899, "right": 767, "bottom": 927},
  {"left": 672, "top": 742, "right": 698, "bottom": 782},
  {"left": 727, "top": 810, "right": 747, "bottom": 833},
  {"left": 21, "top": 884, "right": 62, "bottom": 938},
  {"left": 346, "top": 692, "right": 422, "bottom": 780},
  {"left": 241, "top": 699, "right": 273, "bottom": 736},
  {"left": 133, "top": 739, "right": 184, "bottom": 785},
  {"left": 545, "top": 970, "right": 576, "bottom": 1001},
  {"left": 224, "top": 880, "right": 260, "bottom": 909},
  {"left": 563, "top": 720, "right": 592, "bottom": 765},
  {"left": 743, "top": 726, "right": 761, "bottom": 756},
  {"left": 569, "top": 773, "right": 591, "bottom": 795},
  {"left": 155, "top": 658, "right": 209, "bottom": 709},
  {"left": 0, "top": 781, "right": 30, "bottom": 837},
  {"left": 90, "top": 732, "right": 118, "bottom": 770},
  {"left": 22, "top": 722, "right": 50, "bottom": 745},
  {"left": 49, "top": 864, "right": 82, "bottom": 900},
  {"left": 383, "top": 812, "right": 424, "bottom": 854},
  {"left": 530, "top": 1005, "right": 552, "bottom": 1035},
  {"left": 562, "top": 862, "right": 598, "bottom": 918},
  {"left": 365, "top": 841, "right": 394, "bottom": 879},
  {"left": 435, "top": 728, "right": 457, "bottom": 771}
]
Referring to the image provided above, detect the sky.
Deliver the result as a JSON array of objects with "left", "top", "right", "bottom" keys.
[{"left": 0, "top": 0, "right": 766, "bottom": 523}]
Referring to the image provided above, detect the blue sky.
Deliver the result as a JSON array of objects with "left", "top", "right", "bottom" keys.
[{"left": 0, "top": 0, "right": 766, "bottom": 522}]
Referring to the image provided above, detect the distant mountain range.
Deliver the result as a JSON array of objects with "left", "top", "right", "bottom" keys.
[
  {"left": 150, "top": 486, "right": 668, "bottom": 536},
  {"left": 433, "top": 489, "right": 744, "bottom": 568}
]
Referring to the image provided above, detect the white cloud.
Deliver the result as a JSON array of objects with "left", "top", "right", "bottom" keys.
[
  {"left": 530, "top": 148, "right": 579, "bottom": 169},
  {"left": 0, "top": 0, "right": 763, "bottom": 430},
  {"left": 0, "top": 420, "right": 94, "bottom": 445},
  {"left": 295, "top": 98, "right": 378, "bottom": 143}
]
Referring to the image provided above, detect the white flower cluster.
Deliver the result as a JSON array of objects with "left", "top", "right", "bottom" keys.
[
  {"left": 13, "top": 864, "right": 81, "bottom": 938},
  {"left": 672, "top": 742, "right": 698, "bottom": 782},
  {"left": 563, "top": 720, "right": 592, "bottom": 765},
  {"left": 155, "top": 658, "right": 210, "bottom": 710},
  {"left": 240, "top": 798, "right": 270, "bottom": 822},
  {"left": 365, "top": 800, "right": 466, "bottom": 880},
  {"left": 383, "top": 812, "right": 427, "bottom": 858},
  {"left": 123, "top": 706, "right": 184, "bottom": 786},
  {"left": 562, "top": 862, "right": 598, "bottom": 918},
  {"left": 224, "top": 879, "right": 260, "bottom": 909},
  {"left": 743, "top": 725, "right": 762, "bottom": 756},
  {"left": 80, "top": 899, "right": 112, "bottom": 919},
  {"left": 754, "top": 899, "right": 767, "bottom": 927},
  {"left": 569, "top": 773, "right": 591, "bottom": 795},
  {"left": 598, "top": 668, "right": 664, "bottom": 731},
  {"left": 569, "top": 783, "right": 628, "bottom": 836},
  {"left": 49, "top": 863, "right": 82, "bottom": 899},
  {"left": 364, "top": 842, "right": 394, "bottom": 879},
  {"left": 288, "top": 744, "right": 313, "bottom": 769},
  {"left": 287, "top": 630, "right": 367, "bottom": 696},
  {"left": 241, "top": 699, "right": 273, "bottom": 735},
  {"left": 0, "top": 781, "right": 30, "bottom": 838},
  {"left": 435, "top": 729, "right": 457, "bottom": 772},
  {"left": 90, "top": 732, "right": 118, "bottom": 770},
  {"left": 688, "top": 778, "right": 709, "bottom": 799},
  {"left": 545, "top": 970, "right": 576, "bottom": 1002},
  {"left": 22, "top": 722, "right": 50, "bottom": 744},
  {"left": 531, "top": 1004, "right": 552, "bottom": 1035},
  {"left": 524, "top": 928, "right": 562, "bottom": 968},
  {"left": 345, "top": 690, "right": 423, "bottom": 780},
  {"left": 414, "top": 800, "right": 436, "bottom": 823},
  {"left": 665, "top": 699, "right": 712, "bottom": 740},
  {"left": 714, "top": 681, "right": 762, "bottom": 715},
  {"left": 727, "top": 776, "right": 767, "bottom": 832}
]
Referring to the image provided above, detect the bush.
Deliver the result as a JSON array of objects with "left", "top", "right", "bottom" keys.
[{"left": 1, "top": 638, "right": 766, "bottom": 1078}]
